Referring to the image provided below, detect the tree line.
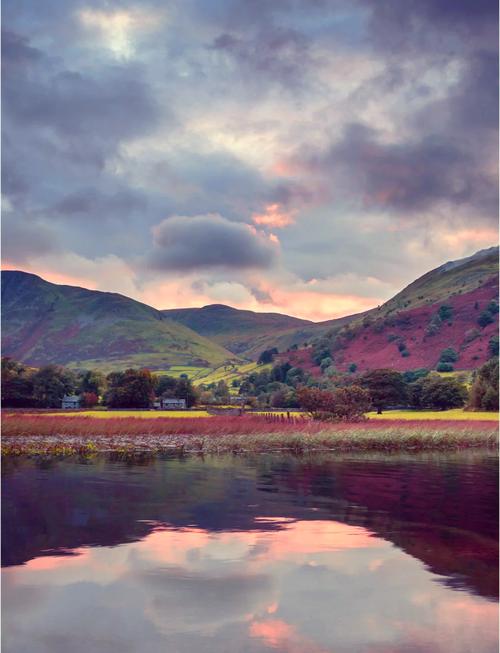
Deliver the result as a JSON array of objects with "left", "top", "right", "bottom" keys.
[
  {"left": 2, "top": 355, "right": 498, "bottom": 416},
  {"left": 1, "top": 359, "right": 197, "bottom": 409}
]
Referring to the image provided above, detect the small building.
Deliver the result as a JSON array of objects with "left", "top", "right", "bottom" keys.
[
  {"left": 159, "top": 397, "right": 187, "bottom": 410},
  {"left": 61, "top": 395, "right": 81, "bottom": 410}
]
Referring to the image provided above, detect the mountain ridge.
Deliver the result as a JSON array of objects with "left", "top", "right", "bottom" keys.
[
  {"left": 1, "top": 270, "right": 238, "bottom": 371},
  {"left": 2, "top": 246, "right": 498, "bottom": 371}
]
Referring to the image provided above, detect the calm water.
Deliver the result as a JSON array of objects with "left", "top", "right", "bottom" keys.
[{"left": 2, "top": 452, "right": 498, "bottom": 653}]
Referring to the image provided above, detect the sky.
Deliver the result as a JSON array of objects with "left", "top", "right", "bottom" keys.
[{"left": 2, "top": 0, "right": 498, "bottom": 321}]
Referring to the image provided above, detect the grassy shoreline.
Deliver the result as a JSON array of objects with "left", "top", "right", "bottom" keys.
[{"left": 2, "top": 413, "right": 497, "bottom": 457}]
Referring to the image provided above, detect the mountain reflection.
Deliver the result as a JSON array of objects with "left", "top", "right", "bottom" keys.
[{"left": 2, "top": 451, "right": 498, "bottom": 605}]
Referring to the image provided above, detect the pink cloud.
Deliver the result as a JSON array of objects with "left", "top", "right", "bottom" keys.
[{"left": 252, "top": 203, "right": 296, "bottom": 228}]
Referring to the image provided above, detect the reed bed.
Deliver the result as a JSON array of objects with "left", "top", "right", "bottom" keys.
[{"left": 2, "top": 413, "right": 497, "bottom": 457}]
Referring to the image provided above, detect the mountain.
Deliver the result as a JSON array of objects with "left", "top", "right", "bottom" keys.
[
  {"left": 1, "top": 271, "right": 237, "bottom": 371},
  {"left": 161, "top": 304, "right": 320, "bottom": 358},
  {"left": 2, "top": 247, "right": 498, "bottom": 373},
  {"left": 284, "top": 246, "right": 499, "bottom": 373}
]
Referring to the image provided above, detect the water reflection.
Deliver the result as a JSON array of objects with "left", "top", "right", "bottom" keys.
[{"left": 2, "top": 452, "right": 498, "bottom": 653}]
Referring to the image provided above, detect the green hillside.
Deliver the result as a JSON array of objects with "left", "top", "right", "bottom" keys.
[
  {"left": 162, "top": 304, "right": 319, "bottom": 358},
  {"left": 377, "top": 247, "right": 499, "bottom": 316},
  {"left": 1, "top": 271, "right": 237, "bottom": 371}
]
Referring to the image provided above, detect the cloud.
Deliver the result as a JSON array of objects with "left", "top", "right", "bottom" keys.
[
  {"left": 209, "top": 26, "right": 313, "bottom": 89},
  {"left": 149, "top": 214, "right": 279, "bottom": 271},
  {"left": 1, "top": 217, "right": 60, "bottom": 264},
  {"left": 1, "top": 0, "right": 497, "bottom": 318},
  {"left": 290, "top": 118, "right": 497, "bottom": 218},
  {"left": 252, "top": 203, "right": 295, "bottom": 228}
]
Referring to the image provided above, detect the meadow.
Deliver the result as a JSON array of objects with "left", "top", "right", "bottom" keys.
[
  {"left": 16, "top": 407, "right": 499, "bottom": 421},
  {"left": 367, "top": 408, "right": 498, "bottom": 421}
]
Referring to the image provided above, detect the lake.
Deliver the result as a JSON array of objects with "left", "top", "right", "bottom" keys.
[{"left": 2, "top": 451, "right": 498, "bottom": 653}]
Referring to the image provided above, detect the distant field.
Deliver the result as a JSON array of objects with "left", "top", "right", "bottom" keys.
[
  {"left": 194, "top": 361, "right": 272, "bottom": 388},
  {"left": 151, "top": 361, "right": 271, "bottom": 391},
  {"left": 367, "top": 408, "right": 498, "bottom": 421},
  {"left": 12, "top": 407, "right": 498, "bottom": 422},
  {"left": 25, "top": 410, "right": 212, "bottom": 419},
  {"left": 155, "top": 366, "right": 211, "bottom": 380}
]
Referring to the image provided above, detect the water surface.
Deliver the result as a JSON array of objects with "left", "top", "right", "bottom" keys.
[{"left": 2, "top": 451, "right": 498, "bottom": 653}]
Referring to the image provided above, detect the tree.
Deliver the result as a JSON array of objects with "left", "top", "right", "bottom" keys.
[
  {"left": 437, "top": 362, "right": 454, "bottom": 372},
  {"left": 348, "top": 363, "right": 357, "bottom": 374},
  {"left": 81, "top": 392, "right": 99, "bottom": 408},
  {"left": 270, "top": 362, "right": 292, "bottom": 383},
  {"left": 78, "top": 370, "right": 106, "bottom": 396},
  {"left": 1, "top": 357, "right": 35, "bottom": 407},
  {"left": 214, "top": 380, "right": 230, "bottom": 404},
  {"left": 419, "top": 375, "right": 467, "bottom": 410},
  {"left": 360, "top": 369, "right": 407, "bottom": 414},
  {"left": 439, "top": 348, "right": 458, "bottom": 363},
  {"left": 489, "top": 336, "right": 499, "bottom": 358},
  {"left": 402, "top": 368, "right": 429, "bottom": 384},
  {"left": 105, "top": 369, "right": 156, "bottom": 408},
  {"left": 333, "top": 386, "right": 371, "bottom": 420},
  {"left": 32, "top": 365, "right": 78, "bottom": 408},
  {"left": 285, "top": 366, "right": 308, "bottom": 386},
  {"left": 468, "top": 359, "right": 499, "bottom": 411},
  {"left": 297, "top": 385, "right": 370, "bottom": 421},
  {"left": 258, "top": 348, "right": 278, "bottom": 365},
  {"left": 157, "top": 375, "right": 198, "bottom": 407}
]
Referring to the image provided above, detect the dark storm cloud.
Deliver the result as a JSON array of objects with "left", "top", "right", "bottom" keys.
[
  {"left": 53, "top": 188, "right": 148, "bottom": 220},
  {"left": 2, "top": 217, "right": 60, "bottom": 263},
  {"left": 149, "top": 214, "right": 278, "bottom": 271},
  {"left": 302, "top": 122, "right": 498, "bottom": 216},
  {"left": 362, "top": 0, "right": 498, "bottom": 52},
  {"left": 210, "top": 26, "right": 312, "bottom": 88},
  {"left": 1, "top": 28, "right": 42, "bottom": 67},
  {"left": 1, "top": 0, "right": 498, "bottom": 306},
  {"left": 3, "top": 43, "right": 160, "bottom": 169}
]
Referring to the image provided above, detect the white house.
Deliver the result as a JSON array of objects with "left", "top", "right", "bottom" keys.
[
  {"left": 61, "top": 395, "right": 81, "bottom": 409},
  {"left": 158, "top": 397, "right": 187, "bottom": 410}
]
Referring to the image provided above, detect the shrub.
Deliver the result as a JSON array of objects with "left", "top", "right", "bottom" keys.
[
  {"left": 348, "top": 363, "right": 358, "bottom": 374},
  {"left": 320, "top": 356, "right": 333, "bottom": 372},
  {"left": 438, "top": 305, "right": 453, "bottom": 321},
  {"left": 478, "top": 311, "right": 494, "bottom": 328},
  {"left": 487, "top": 300, "right": 499, "bottom": 315},
  {"left": 439, "top": 347, "right": 458, "bottom": 363},
  {"left": 426, "top": 313, "right": 442, "bottom": 336},
  {"left": 81, "top": 392, "right": 99, "bottom": 408},
  {"left": 437, "top": 362, "right": 454, "bottom": 372},
  {"left": 397, "top": 341, "right": 407, "bottom": 352},
  {"left": 401, "top": 350, "right": 411, "bottom": 358}
]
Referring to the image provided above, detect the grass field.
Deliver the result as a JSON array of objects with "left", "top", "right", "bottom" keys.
[
  {"left": 17, "top": 407, "right": 498, "bottom": 421},
  {"left": 367, "top": 408, "right": 498, "bottom": 421},
  {"left": 155, "top": 366, "right": 212, "bottom": 380},
  {"left": 193, "top": 361, "right": 272, "bottom": 388},
  {"left": 2, "top": 410, "right": 497, "bottom": 457}
]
